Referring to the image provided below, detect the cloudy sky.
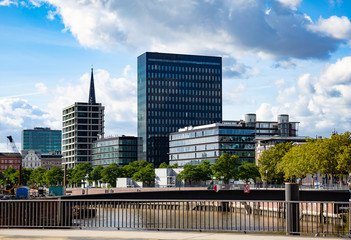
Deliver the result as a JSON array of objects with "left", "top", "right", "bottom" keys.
[{"left": 1, "top": 0, "right": 351, "bottom": 151}]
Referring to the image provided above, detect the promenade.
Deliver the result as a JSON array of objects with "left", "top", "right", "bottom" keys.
[{"left": 0, "top": 229, "right": 343, "bottom": 240}]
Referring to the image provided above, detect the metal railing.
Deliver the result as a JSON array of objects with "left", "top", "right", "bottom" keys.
[{"left": 0, "top": 199, "right": 349, "bottom": 237}]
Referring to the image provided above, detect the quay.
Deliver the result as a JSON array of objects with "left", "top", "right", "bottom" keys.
[{"left": 0, "top": 229, "right": 343, "bottom": 240}]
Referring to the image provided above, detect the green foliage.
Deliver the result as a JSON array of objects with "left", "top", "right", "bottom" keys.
[
  {"left": 2, "top": 168, "right": 19, "bottom": 185},
  {"left": 159, "top": 162, "right": 178, "bottom": 169},
  {"left": 89, "top": 165, "right": 104, "bottom": 184},
  {"left": 101, "top": 163, "right": 123, "bottom": 187},
  {"left": 122, "top": 160, "right": 149, "bottom": 178},
  {"left": 21, "top": 168, "right": 33, "bottom": 186},
  {"left": 29, "top": 167, "right": 46, "bottom": 185},
  {"left": 132, "top": 163, "right": 155, "bottom": 185},
  {"left": 177, "top": 160, "right": 212, "bottom": 183},
  {"left": 45, "top": 167, "right": 64, "bottom": 186},
  {"left": 258, "top": 142, "right": 293, "bottom": 183},
  {"left": 177, "top": 164, "right": 197, "bottom": 183},
  {"left": 211, "top": 153, "right": 240, "bottom": 184},
  {"left": 69, "top": 163, "right": 92, "bottom": 186},
  {"left": 0, "top": 171, "right": 5, "bottom": 185},
  {"left": 238, "top": 162, "right": 260, "bottom": 183}
]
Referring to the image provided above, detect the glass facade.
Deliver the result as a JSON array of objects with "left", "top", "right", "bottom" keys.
[
  {"left": 91, "top": 136, "right": 140, "bottom": 167},
  {"left": 138, "top": 52, "right": 222, "bottom": 166},
  {"left": 22, "top": 128, "right": 61, "bottom": 154},
  {"left": 169, "top": 123, "right": 255, "bottom": 166}
]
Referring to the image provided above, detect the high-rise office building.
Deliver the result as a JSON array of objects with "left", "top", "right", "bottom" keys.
[
  {"left": 22, "top": 127, "right": 61, "bottom": 154},
  {"left": 91, "top": 136, "right": 140, "bottom": 167},
  {"left": 137, "top": 52, "right": 222, "bottom": 166},
  {"left": 62, "top": 67, "right": 105, "bottom": 168}
]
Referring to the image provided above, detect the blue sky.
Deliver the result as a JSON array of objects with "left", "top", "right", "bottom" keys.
[{"left": 1, "top": 0, "right": 351, "bottom": 151}]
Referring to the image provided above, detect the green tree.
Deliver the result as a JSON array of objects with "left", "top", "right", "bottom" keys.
[
  {"left": 2, "top": 168, "right": 19, "bottom": 185},
  {"left": 211, "top": 153, "right": 240, "bottom": 184},
  {"left": 195, "top": 160, "right": 212, "bottom": 181},
  {"left": 177, "top": 164, "right": 197, "bottom": 184},
  {"left": 89, "top": 165, "right": 104, "bottom": 185},
  {"left": 238, "top": 162, "right": 260, "bottom": 183},
  {"left": 132, "top": 163, "right": 155, "bottom": 185},
  {"left": 70, "top": 163, "right": 92, "bottom": 186},
  {"left": 101, "top": 163, "right": 123, "bottom": 187},
  {"left": 29, "top": 167, "right": 46, "bottom": 185},
  {"left": 122, "top": 160, "right": 148, "bottom": 177},
  {"left": 45, "top": 167, "right": 64, "bottom": 186},
  {"left": 258, "top": 142, "right": 293, "bottom": 183},
  {"left": 66, "top": 167, "right": 74, "bottom": 186},
  {"left": 0, "top": 171, "right": 6, "bottom": 185},
  {"left": 159, "top": 162, "right": 178, "bottom": 168},
  {"left": 21, "top": 168, "right": 33, "bottom": 186}
]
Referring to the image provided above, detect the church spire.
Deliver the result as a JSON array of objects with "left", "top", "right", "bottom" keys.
[{"left": 89, "top": 66, "right": 96, "bottom": 105}]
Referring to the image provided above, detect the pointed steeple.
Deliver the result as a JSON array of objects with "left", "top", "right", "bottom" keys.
[{"left": 89, "top": 66, "right": 96, "bottom": 105}]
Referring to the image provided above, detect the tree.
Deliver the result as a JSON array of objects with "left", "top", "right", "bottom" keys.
[
  {"left": 89, "top": 165, "right": 104, "bottom": 185},
  {"left": 45, "top": 167, "right": 64, "bottom": 186},
  {"left": 70, "top": 163, "right": 92, "bottom": 186},
  {"left": 2, "top": 168, "right": 18, "bottom": 185},
  {"left": 211, "top": 153, "right": 240, "bottom": 184},
  {"left": 258, "top": 142, "right": 293, "bottom": 183},
  {"left": 132, "top": 163, "right": 155, "bottom": 185},
  {"left": 122, "top": 160, "right": 149, "bottom": 177},
  {"left": 159, "top": 162, "right": 178, "bottom": 169},
  {"left": 195, "top": 160, "right": 212, "bottom": 181},
  {"left": 177, "top": 164, "right": 197, "bottom": 184},
  {"left": 29, "top": 168, "right": 46, "bottom": 185},
  {"left": 0, "top": 171, "right": 5, "bottom": 185},
  {"left": 238, "top": 162, "right": 260, "bottom": 183},
  {"left": 21, "top": 168, "right": 33, "bottom": 186},
  {"left": 101, "top": 163, "right": 123, "bottom": 187}
]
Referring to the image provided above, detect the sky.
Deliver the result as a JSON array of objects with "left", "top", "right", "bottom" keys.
[{"left": 1, "top": 0, "right": 351, "bottom": 151}]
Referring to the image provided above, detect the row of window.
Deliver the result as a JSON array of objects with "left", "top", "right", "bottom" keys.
[
  {"left": 148, "top": 64, "right": 220, "bottom": 74},
  {"left": 92, "top": 152, "right": 137, "bottom": 160},
  {"left": 92, "top": 145, "right": 137, "bottom": 154},
  {"left": 93, "top": 139, "right": 137, "bottom": 147},
  {"left": 149, "top": 80, "right": 220, "bottom": 88},
  {"left": 147, "top": 106, "right": 220, "bottom": 117},
  {"left": 170, "top": 150, "right": 219, "bottom": 160},
  {"left": 147, "top": 121, "right": 216, "bottom": 134},
  {"left": 147, "top": 99, "right": 220, "bottom": 109},
  {"left": 147, "top": 87, "right": 221, "bottom": 97},
  {"left": 1, "top": 165, "right": 19, "bottom": 170},
  {"left": 170, "top": 129, "right": 255, "bottom": 141},
  {"left": 147, "top": 113, "right": 219, "bottom": 123},
  {"left": 148, "top": 72, "right": 220, "bottom": 82},
  {"left": 148, "top": 90, "right": 220, "bottom": 100},
  {"left": 0, "top": 159, "right": 20, "bottom": 164},
  {"left": 170, "top": 144, "right": 218, "bottom": 153}
]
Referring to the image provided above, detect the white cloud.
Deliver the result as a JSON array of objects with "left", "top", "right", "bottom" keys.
[
  {"left": 34, "top": 0, "right": 344, "bottom": 60},
  {"left": 256, "top": 56, "right": 351, "bottom": 137},
  {"left": 0, "top": 0, "right": 17, "bottom": 6},
  {"left": 309, "top": 16, "right": 351, "bottom": 40},
  {"left": 35, "top": 82, "right": 48, "bottom": 93},
  {"left": 47, "top": 67, "right": 137, "bottom": 136},
  {"left": 46, "top": 10, "right": 55, "bottom": 20},
  {"left": 276, "top": 0, "right": 302, "bottom": 9}
]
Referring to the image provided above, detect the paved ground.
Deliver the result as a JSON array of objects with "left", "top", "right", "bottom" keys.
[{"left": 0, "top": 229, "right": 344, "bottom": 240}]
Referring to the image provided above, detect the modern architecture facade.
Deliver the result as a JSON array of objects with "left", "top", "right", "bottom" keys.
[
  {"left": 0, "top": 153, "right": 22, "bottom": 171},
  {"left": 62, "top": 68, "right": 105, "bottom": 168},
  {"left": 244, "top": 114, "right": 299, "bottom": 137},
  {"left": 91, "top": 136, "right": 139, "bottom": 167},
  {"left": 138, "top": 52, "right": 222, "bottom": 166},
  {"left": 169, "top": 122, "right": 256, "bottom": 166},
  {"left": 22, "top": 127, "right": 61, "bottom": 154}
]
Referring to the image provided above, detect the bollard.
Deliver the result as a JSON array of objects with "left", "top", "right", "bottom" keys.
[{"left": 285, "top": 183, "right": 300, "bottom": 235}]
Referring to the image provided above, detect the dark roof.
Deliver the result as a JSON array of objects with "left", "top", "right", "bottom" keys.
[{"left": 0, "top": 152, "right": 22, "bottom": 158}]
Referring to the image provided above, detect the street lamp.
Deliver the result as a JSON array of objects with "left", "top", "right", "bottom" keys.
[{"left": 265, "top": 170, "right": 268, "bottom": 188}]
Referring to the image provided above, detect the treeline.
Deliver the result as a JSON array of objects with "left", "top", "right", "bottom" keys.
[
  {"left": 0, "top": 154, "right": 262, "bottom": 187},
  {"left": 177, "top": 153, "right": 260, "bottom": 184},
  {"left": 0, "top": 166, "right": 63, "bottom": 186},
  {"left": 258, "top": 132, "right": 351, "bottom": 183}
]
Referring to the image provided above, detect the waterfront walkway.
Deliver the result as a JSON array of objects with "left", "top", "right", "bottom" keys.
[{"left": 0, "top": 229, "right": 343, "bottom": 240}]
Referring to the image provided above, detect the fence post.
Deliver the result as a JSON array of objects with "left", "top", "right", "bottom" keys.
[{"left": 285, "top": 183, "right": 300, "bottom": 235}]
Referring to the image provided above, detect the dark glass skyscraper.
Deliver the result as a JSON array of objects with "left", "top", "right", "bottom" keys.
[{"left": 137, "top": 52, "right": 222, "bottom": 166}]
